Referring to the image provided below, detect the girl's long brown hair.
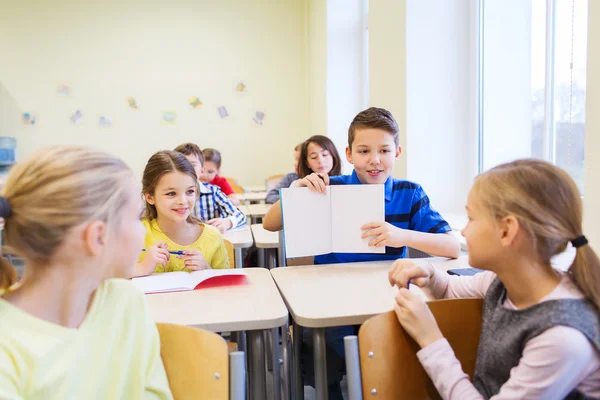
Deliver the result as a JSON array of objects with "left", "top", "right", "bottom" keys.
[{"left": 298, "top": 135, "right": 342, "bottom": 178}]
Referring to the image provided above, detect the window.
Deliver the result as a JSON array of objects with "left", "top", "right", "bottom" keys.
[{"left": 479, "top": 0, "right": 588, "bottom": 193}]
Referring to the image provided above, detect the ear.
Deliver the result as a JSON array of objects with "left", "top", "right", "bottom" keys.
[
  {"left": 498, "top": 215, "right": 520, "bottom": 247},
  {"left": 144, "top": 193, "right": 155, "bottom": 205},
  {"left": 83, "top": 220, "right": 107, "bottom": 257},
  {"left": 345, "top": 146, "right": 353, "bottom": 164},
  {"left": 395, "top": 145, "right": 402, "bottom": 159}
]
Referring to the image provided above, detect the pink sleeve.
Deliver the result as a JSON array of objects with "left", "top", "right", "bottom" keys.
[
  {"left": 428, "top": 270, "right": 496, "bottom": 300},
  {"left": 417, "top": 327, "right": 598, "bottom": 400}
]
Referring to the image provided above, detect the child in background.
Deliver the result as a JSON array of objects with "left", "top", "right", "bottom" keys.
[
  {"left": 0, "top": 146, "right": 172, "bottom": 399},
  {"left": 266, "top": 142, "right": 303, "bottom": 204},
  {"left": 174, "top": 143, "right": 247, "bottom": 233},
  {"left": 201, "top": 148, "right": 240, "bottom": 206},
  {"left": 389, "top": 159, "right": 600, "bottom": 399},
  {"left": 135, "top": 150, "right": 229, "bottom": 277}
]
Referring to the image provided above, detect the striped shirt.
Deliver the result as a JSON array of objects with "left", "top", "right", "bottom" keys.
[
  {"left": 197, "top": 182, "right": 247, "bottom": 229},
  {"left": 314, "top": 170, "right": 450, "bottom": 264}
]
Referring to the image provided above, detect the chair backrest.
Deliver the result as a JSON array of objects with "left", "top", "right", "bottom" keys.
[
  {"left": 266, "top": 174, "right": 285, "bottom": 193},
  {"left": 358, "top": 298, "right": 483, "bottom": 399},
  {"left": 224, "top": 177, "right": 245, "bottom": 194},
  {"left": 156, "top": 323, "right": 229, "bottom": 399},
  {"left": 223, "top": 239, "right": 235, "bottom": 267}
]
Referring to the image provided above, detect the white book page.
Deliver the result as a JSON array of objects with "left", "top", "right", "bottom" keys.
[
  {"left": 281, "top": 187, "right": 332, "bottom": 258},
  {"left": 331, "top": 185, "right": 386, "bottom": 254},
  {"left": 131, "top": 271, "right": 193, "bottom": 293}
]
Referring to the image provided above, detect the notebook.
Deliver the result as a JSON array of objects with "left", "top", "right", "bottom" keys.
[
  {"left": 280, "top": 184, "right": 385, "bottom": 258},
  {"left": 132, "top": 269, "right": 248, "bottom": 294}
]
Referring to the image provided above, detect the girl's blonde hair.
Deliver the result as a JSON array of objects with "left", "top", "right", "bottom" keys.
[
  {"left": 0, "top": 146, "right": 136, "bottom": 290},
  {"left": 141, "top": 150, "right": 201, "bottom": 224},
  {"left": 473, "top": 158, "right": 600, "bottom": 311}
]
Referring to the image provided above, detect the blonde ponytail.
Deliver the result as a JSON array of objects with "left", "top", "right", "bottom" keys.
[{"left": 569, "top": 244, "right": 600, "bottom": 312}]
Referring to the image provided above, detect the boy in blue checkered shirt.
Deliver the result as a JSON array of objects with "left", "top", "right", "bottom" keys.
[{"left": 174, "top": 143, "right": 246, "bottom": 232}]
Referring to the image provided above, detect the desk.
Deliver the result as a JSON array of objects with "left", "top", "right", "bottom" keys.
[
  {"left": 239, "top": 191, "right": 267, "bottom": 204},
  {"left": 244, "top": 185, "right": 266, "bottom": 193},
  {"left": 223, "top": 225, "right": 254, "bottom": 268},
  {"left": 145, "top": 268, "right": 289, "bottom": 400},
  {"left": 251, "top": 224, "right": 279, "bottom": 268},
  {"left": 270, "top": 257, "right": 470, "bottom": 399},
  {"left": 245, "top": 204, "right": 272, "bottom": 224}
]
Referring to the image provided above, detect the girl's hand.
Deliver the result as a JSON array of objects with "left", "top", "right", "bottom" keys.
[
  {"left": 207, "top": 218, "right": 233, "bottom": 233},
  {"left": 146, "top": 241, "right": 170, "bottom": 268},
  {"left": 178, "top": 250, "right": 211, "bottom": 271},
  {"left": 291, "top": 173, "right": 329, "bottom": 193},
  {"left": 388, "top": 259, "right": 435, "bottom": 289},
  {"left": 394, "top": 288, "right": 444, "bottom": 348}
]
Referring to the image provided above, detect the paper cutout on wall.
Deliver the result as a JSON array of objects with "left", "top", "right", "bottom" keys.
[
  {"left": 127, "top": 97, "right": 139, "bottom": 109},
  {"left": 162, "top": 111, "right": 177, "bottom": 124},
  {"left": 70, "top": 110, "right": 83, "bottom": 124},
  {"left": 98, "top": 116, "right": 113, "bottom": 128},
  {"left": 253, "top": 111, "right": 265, "bottom": 125},
  {"left": 235, "top": 81, "right": 246, "bottom": 93},
  {"left": 56, "top": 83, "right": 72, "bottom": 97},
  {"left": 217, "top": 106, "right": 229, "bottom": 118},
  {"left": 23, "top": 113, "right": 37, "bottom": 125},
  {"left": 189, "top": 96, "right": 203, "bottom": 109}
]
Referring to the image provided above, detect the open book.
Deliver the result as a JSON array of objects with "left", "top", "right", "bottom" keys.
[
  {"left": 132, "top": 269, "right": 248, "bottom": 294},
  {"left": 280, "top": 185, "right": 385, "bottom": 258}
]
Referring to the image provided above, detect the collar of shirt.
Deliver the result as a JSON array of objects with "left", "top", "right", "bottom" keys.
[
  {"left": 198, "top": 181, "right": 212, "bottom": 194},
  {"left": 347, "top": 170, "right": 394, "bottom": 202}
]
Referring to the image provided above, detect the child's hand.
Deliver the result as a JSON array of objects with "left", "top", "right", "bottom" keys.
[
  {"left": 388, "top": 259, "right": 435, "bottom": 289},
  {"left": 178, "top": 250, "right": 211, "bottom": 271},
  {"left": 146, "top": 241, "right": 170, "bottom": 268},
  {"left": 394, "top": 288, "right": 443, "bottom": 348},
  {"left": 361, "top": 222, "right": 409, "bottom": 248},
  {"left": 207, "top": 218, "right": 233, "bottom": 233},
  {"left": 292, "top": 173, "right": 329, "bottom": 194}
]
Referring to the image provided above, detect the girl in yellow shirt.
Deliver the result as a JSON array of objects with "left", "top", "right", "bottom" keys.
[
  {"left": 0, "top": 146, "right": 172, "bottom": 399},
  {"left": 135, "top": 150, "right": 230, "bottom": 277}
]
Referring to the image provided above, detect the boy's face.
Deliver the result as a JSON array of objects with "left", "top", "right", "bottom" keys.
[
  {"left": 346, "top": 128, "right": 401, "bottom": 184},
  {"left": 201, "top": 161, "right": 219, "bottom": 183},
  {"left": 184, "top": 154, "right": 203, "bottom": 181}
]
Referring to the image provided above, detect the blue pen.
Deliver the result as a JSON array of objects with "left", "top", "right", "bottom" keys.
[
  {"left": 141, "top": 248, "right": 184, "bottom": 255},
  {"left": 407, "top": 279, "right": 411, "bottom": 288}
]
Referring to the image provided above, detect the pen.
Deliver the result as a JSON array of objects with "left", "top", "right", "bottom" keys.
[{"left": 141, "top": 248, "right": 184, "bottom": 255}]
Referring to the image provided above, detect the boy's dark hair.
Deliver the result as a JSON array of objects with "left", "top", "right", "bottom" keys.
[
  {"left": 348, "top": 107, "right": 399, "bottom": 149},
  {"left": 202, "top": 148, "right": 222, "bottom": 168},
  {"left": 174, "top": 143, "right": 204, "bottom": 166},
  {"left": 297, "top": 135, "right": 342, "bottom": 178}
]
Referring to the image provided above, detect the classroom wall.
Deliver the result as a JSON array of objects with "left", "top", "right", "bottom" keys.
[
  {"left": 0, "top": 0, "right": 309, "bottom": 184},
  {"left": 0, "top": 82, "right": 21, "bottom": 144},
  {"left": 584, "top": 0, "right": 600, "bottom": 250},
  {"left": 406, "top": 0, "right": 478, "bottom": 213},
  {"left": 369, "top": 0, "right": 408, "bottom": 179},
  {"left": 306, "top": 0, "right": 328, "bottom": 141}
]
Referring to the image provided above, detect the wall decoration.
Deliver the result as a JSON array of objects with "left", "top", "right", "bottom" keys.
[
  {"left": 98, "top": 116, "right": 113, "bottom": 128},
  {"left": 189, "top": 96, "right": 203, "bottom": 109},
  {"left": 70, "top": 110, "right": 83, "bottom": 124},
  {"left": 162, "top": 111, "right": 177, "bottom": 124},
  {"left": 217, "top": 106, "right": 229, "bottom": 118},
  {"left": 127, "top": 97, "right": 139, "bottom": 109},
  {"left": 235, "top": 81, "right": 246, "bottom": 93},
  {"left": 253, "top": 111, "right": 265, "bottom": 125},
  {"left": 56, "top": 83, "right": 72, "bottom": 97},
  {"left": 23, "top": 112, "right": 37, "bottom": 125}
]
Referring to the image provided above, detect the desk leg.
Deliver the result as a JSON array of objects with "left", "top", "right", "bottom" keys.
[
  {"left": 232, "top": 331, "right": 246, "bottom": 353},
  {"left": 281, "top": 323, "right": 291, "bottom": 400},
  {"left": 272, "top": 327, "right": 282, "bottom": 400},
  {"left": 248, "top": 330, "right": 266, "bottom": 400},
  {"left": 234, "top": 248, "right": 243, "bottom": 269},
  {"left": 267, "top": 249, "right": 277, "bottom": 269},
  {"left": 257, "top": 248, "right": 265, "bottom": 268},
  {"left": 293, "top": 324, "right": 304, "bottom": 400},
  {"left": 313, "top": 328, "right": 328, "bottom": 400}
]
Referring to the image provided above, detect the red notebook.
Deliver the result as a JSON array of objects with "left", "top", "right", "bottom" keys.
[{"left": 132, "top": 270, "right": 248, "bottom": 294}]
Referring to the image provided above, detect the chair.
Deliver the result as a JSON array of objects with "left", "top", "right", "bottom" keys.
[
  {"left": 156, "top": 323, "right": 245, "bottom": 400},
  {"left": 265, "top": 174, "right": 285, "bottom": 193},
  {"left": 344, "top": 298, "right": 483, "bottom": 399},
  {"left": 223, "top": 239, "right": 235, "bottom": 268},
  {"left": 224, "top": 177, "right": 245, "bottom": 194}
]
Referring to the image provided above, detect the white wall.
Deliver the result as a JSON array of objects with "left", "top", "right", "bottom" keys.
[
  {"left": 481, "top": 0, "right": 533, "bottom": 170},
  {"left": 0, "top": 82, "right": 21, "bottom": 142},
  {"left": 369, "top": 0, "right": 407, "bottom": 179},
  {"left": 306, "top": 0, "right": 328, "bottom": 139},
  {"left": 584, "top": 0, "right": 600, "bottom": 249},
  {"left": 406, "top": 0, "right": 478, "bottom": 213},
  {"left": 0, "top": 0, "right": 309, "bottom": 184},
  {"left": 326, "top": 0, "right": 366, "bottom": 173}
]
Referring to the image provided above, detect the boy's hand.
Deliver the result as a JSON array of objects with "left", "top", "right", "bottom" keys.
[
  {"left": 292, "top": 173, "right": 329, "bottom": 194},
  {"left": 207, "top": 218, "right": 233, "bottom": 233},
  {"left": 361, "top": 222, "right": 409, "bottom": 248},
  {"left": 394, "top": 288, "right": 444, "bottom": 348},
  {"left": 178, "top": 250, "right": 211, "bottom": 271},
  {"left": 388, "top": 259, "right": 435, "bottom": 288}
]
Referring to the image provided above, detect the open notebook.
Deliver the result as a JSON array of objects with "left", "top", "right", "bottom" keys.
[
  {"left": 132, "top": 270, "right": 248, "bottom": 294},
  {"left": 280, "top": 184, "right": 385, "bottom": 258}
]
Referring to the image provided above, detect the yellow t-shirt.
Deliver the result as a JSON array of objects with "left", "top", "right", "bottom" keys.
[
  {"left": 139, "top": 219, "right": 230, "bottom": 272},
  {"left": 0, "top": 279, "right": 173, "bottom": 400}
]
